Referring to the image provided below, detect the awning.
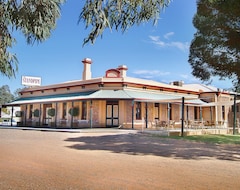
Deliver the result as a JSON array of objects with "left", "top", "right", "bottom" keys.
[
  {"left": 199, "top": 99, "right": 240, "bottom": 107},
  {"left": 90, "top": 89, "right": 198, "bottom": 102},
  {"left": 89, "top": 90, "right": 132, "bottom": 99},
  {"left": 171, "top": 98, "right": 209, "bottom": 106},
  {"left": 7, "top": 91, "right": 98, "bottom": 105},
  {"left": 124, "top": 89, "right": 196, "bottom": 102},
  {"left": 7, "top": 89, "right": 202, "bottom": 105}
]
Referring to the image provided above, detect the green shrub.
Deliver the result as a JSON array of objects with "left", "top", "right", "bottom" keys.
[
  {"left": 48, "top": 108, "right": 55, "bottom": 117},
  {"left": 68, "top": 107, "right": 79, "bottom": 117},
  {"left": 33, "top": 109, "right": 40, "bottom": 117}
]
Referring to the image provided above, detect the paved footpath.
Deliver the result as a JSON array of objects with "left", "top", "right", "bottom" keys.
[{"left": 0, "top": 125, "right": 139, "bottom": 133}]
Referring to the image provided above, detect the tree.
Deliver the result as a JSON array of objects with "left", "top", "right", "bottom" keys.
[
  {"left": 188, "top": 0, "right": 240, "bottom": 91},
  {"left": 13, "top": 88, "right": 24, "bottom": 100},
  {"left": 80, "top": 0, "right": 171, "bottom": 44},
  {"left": 0, "top": 85, "right": 14, "bottom": 105},
  {"left": 0, "top": 0, "right": 64, "bottom": 78},
  {"left": 1, "top": 0, "right": 171, "bottom": 78}
]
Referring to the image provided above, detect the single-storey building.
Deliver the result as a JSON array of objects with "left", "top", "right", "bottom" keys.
[{"left": 8, "top": 58, "right": 240, "bottom": 130}]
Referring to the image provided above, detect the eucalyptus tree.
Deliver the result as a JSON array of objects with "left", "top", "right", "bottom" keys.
[
  {"left": 0, "top": 0, "right": 171, "bottom": 78},
  {"left": 80, "top": 0, "right": 171, "bottom": 44},
  {"left": 0, "top": 85, "right": 14, "bottom": 105},
  {"left": 189, "top": 0, "right": 240, "bottom": 91},
  {"left": 0, "top": 0, "right": 64, "bottom": 78}
]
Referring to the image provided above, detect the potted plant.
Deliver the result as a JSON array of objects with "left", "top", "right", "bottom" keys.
[
  {"left": 47, "top": 108, "right": 56, "bottom": 127},
  {"left": 33, "top": 109, "right": 40, "bottom": 126},
  {"left": 33, "top": 109, "right": 40, "bottom": 117},
  {"left": 69, "top": 107, "right": 79, "bottom": 127}
]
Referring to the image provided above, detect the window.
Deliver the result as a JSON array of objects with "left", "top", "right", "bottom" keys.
[
  {"left": 136, "top": 102, "right": 141, "bottom": 120},
  {"left": 194, "top": 107, "right": 198, "bottom": 120},
  {"left": 222, "top": 106, "right": 225, "bottom": 120},
  {"left": 62, "top": 102, "right": 67, "bottom": 119},
  {"left": 154, "top": 103, "right": 159, "bottom": 120},
  {"left": 168, "top": 103, "right": 172, "bottom": 120},
  {"left": 81, "top": 101, "right": 87, "bottom": 120}
]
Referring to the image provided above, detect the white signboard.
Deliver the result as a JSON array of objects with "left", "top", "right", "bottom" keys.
[{"left": 22, "top": 76, "right": 42, "bottom": 86}]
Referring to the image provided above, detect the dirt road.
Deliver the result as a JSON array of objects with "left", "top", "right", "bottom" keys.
[{"left": 0, "top": 128, "right": 240, "bottom": 190}]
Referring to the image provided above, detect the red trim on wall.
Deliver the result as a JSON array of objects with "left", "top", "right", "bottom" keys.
[{"left": 105, "top": 69, "right": 121, "bottom": 78}]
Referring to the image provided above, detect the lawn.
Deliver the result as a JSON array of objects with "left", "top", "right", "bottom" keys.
[{"left": 160, "top": 134, "right": 240, "bottom": 145}]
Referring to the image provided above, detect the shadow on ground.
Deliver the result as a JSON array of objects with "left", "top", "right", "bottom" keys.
[{"left": 65, "top": 133, "right": 240, "bottom": 161}]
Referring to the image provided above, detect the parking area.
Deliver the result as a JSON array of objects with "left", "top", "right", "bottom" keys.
[{"left": 0, "top": 128, "right": 240, "bottom": 189}]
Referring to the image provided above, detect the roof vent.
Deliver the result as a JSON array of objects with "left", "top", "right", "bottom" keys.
[{"left": 172, "top": 81, "right": 184, "bottom": 87}]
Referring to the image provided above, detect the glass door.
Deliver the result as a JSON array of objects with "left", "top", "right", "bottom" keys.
[
  {"left": 106, "top": 101, "right": 119, "bottom": 127},
  {"left": 43, "top": 104, "right": 52, "bottom": 125}
]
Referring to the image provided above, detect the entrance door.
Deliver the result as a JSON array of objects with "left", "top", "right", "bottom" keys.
[
  {"left": 106, "top": 101, "right": 119, "bottom": 127},
  {"left": 43, "top": 104, "right": 52, "bottom": 125}
]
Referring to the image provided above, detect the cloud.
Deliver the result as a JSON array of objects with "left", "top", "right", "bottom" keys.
[
  {"left": 164, "top": 32, "right": 174, "bottom": 39},
  {"left": 148, "top": 36, "right": 165, "bottom": 46},
  {"left": 132, "top": 69, "right": 170, "bottom": 79},
  {"left": 180, "top": 74, "right": 189, "bottom": 79},
  {"left": 170, "top": 41, "right": 189, "bottom": 52},
  {"left": 179, "top": 74, "right": 199, "bottom": 83},
  {"left": 148, "top": 35, "right": 160, "bottom": 42},
  {"left": 131, "top": 70, "right": 201, "bottom": 85},
  {"left": 149, "top": 34, "right": 189, "bottom": 52}
]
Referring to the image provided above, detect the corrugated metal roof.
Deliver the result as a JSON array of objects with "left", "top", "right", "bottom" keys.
[
  {"left": 89, "top": 90, "right": 132, "bottom": 99},
  {"left": 200, "top": 99, "right": 240, "bottom": 107},
  {"left": 89, "top": 89, "right": 197, "bottom": 102},
  {"left": 124, "top": 90, "right": 190, "bottom": 102},
  {"left": 171, "top": 99, "right": 209, "bottom": 106},
  {"left": 7, "top": 89, "right": 204, "bottom": 105},
  {"left": 183, "top": 84, "right": 218, "bottom": 92},
  {"left": 7, "top": 91, "right": 97, "bottom": 105}
]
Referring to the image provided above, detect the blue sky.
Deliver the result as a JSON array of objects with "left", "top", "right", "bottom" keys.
[{"left": 0, "top": 0, "right": 233, "bottom": 93}]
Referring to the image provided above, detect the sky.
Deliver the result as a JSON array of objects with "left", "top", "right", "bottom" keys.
[{"left": 0, "top": 0, "right": 233, "bottom": 93}]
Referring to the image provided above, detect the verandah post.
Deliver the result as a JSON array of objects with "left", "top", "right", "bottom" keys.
[
  {"left": 145, "top": 102, "right": 148, "bottom": 128},
  {"left": 181, "top": 97, "right": 185, "bottom": 137},
  {"left": 132, "top": 100, "right": 134, "bottom": 129},
  {"left": 55, "top": 102, "right": 58, "bottom": 128},
  {"left": 39, "top": 104, "right": 42, "bottom": 126},
  {"left": 90, "top": 100, "right": 93, "bottom": 128},
  {"left": 25, "top": 105, "right": 27, "bottom": 126},
  {"left": 71, "top": 101, "right": 74, "bottom": 128},
  {"left": 11, "top": 106, "right": 14, "bottom": 126}
]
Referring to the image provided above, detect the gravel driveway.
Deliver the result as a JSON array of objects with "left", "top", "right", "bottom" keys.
[{"left": 0, "top": 128, "right": 240, "bottom": 190}]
